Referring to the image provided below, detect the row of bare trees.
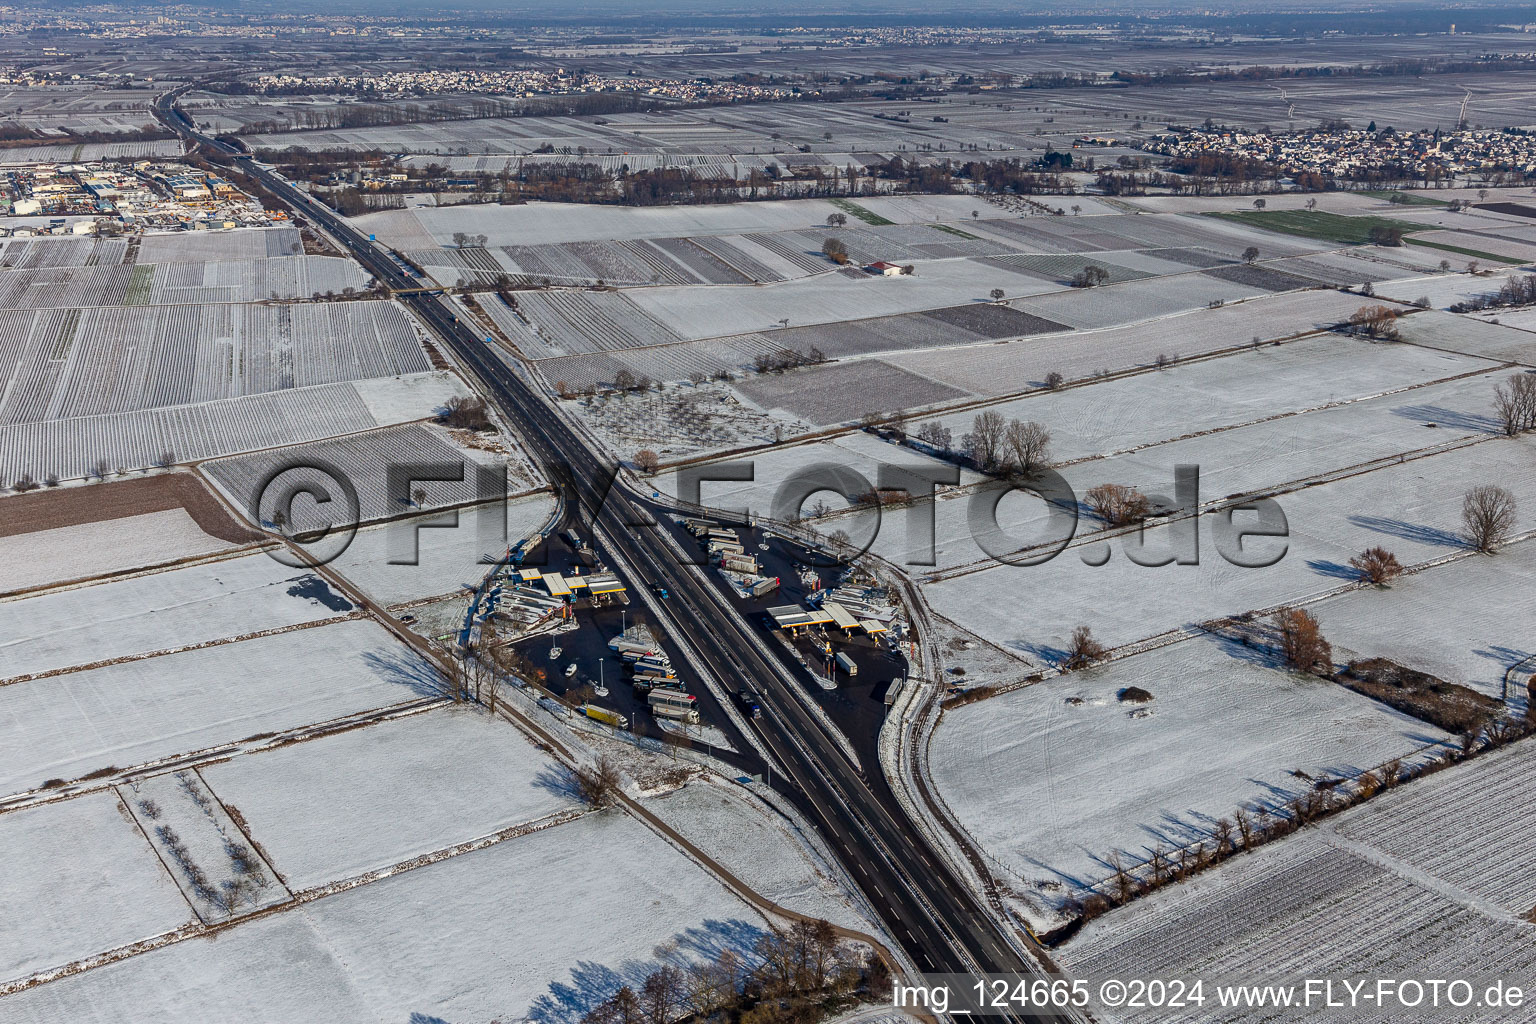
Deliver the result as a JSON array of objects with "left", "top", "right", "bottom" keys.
[
  {"left": 961, "top": 410, "right": 1052, "bottom": 477},
  {"left": 579, "top": 920, "right": 884, "bottom": 1024}
]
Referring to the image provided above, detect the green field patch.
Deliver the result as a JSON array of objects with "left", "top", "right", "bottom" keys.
[
  {"left": 1405, "top": 238, "right": 1525, "bottom": 265},
  {"left": 1207, "top": 209, "right": 1425, "bottom": 246},
  {"left": 933, "top": 223, "right": 981, "bottom": 240},
  {"left": 828, "top": 198, "right": 894, "bottom": 226},
  {"left": 1357, "top": 190, "right": 1451, "bottom": 207},
  {"left": 123, "top": 264, "right": 155, "bottom": 304}
]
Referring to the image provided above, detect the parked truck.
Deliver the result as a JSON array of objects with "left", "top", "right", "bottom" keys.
[
  {"left": 632, "top": 673, "right": 684, "bottom": 694},
  {"left": 648, "top": 688, "right": 699, "bottom": 723},
  {"left": 608, "top": 638, "right": 655, "bottom": 655},
  {"left": 750, "top": 576, "right": 781, "bottom": 598},
  {"left": 720, "top": 554, "right": 760, "bottom": 574},
  {"left": 630, "top": 657, "right": 674, "bottom": 677},
  {"left": 834, "top": 652, "right": 858, "bottom": 676},
  {"left": 583, "top": 705, "right": 629, "bottom": 729}
]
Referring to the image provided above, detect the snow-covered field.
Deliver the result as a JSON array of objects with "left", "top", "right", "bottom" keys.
[
  {"left": 915, "top": 334, "right": 1497, "bottom": 467},
  {"left": 0, "top": 553, "right": 354, "bottom": 681},
  {"left": 1394, "top": 308, "right": 1536, "bottom": 363},
  {"left": 885, "top": 289, "right": 1405, "bottom": 396},
  {"left": 0, "top": 792, "right": 191, "bottom": 986},
  {"left": 646, "top": 773, "right": 875, "bottom": 933},
  {"left": 201, "top": 706, "right": 580, "bottom": 889},
  {"left": 921, "top": 435, "right": 1536, "bottom": 656},
  {"left": 625, "top": 263, "right": 1061, "bottom": 341},
  {"left": 0, "top": 810, "right": 770, "bottom": 1024},
  {"left": 1312, "top": 537, "right": 1536, "bottom": 701},
  {"left": 328, "top": 493, "right": 555, "bottom": 607},
  {"left": 930, "top": 632, "right": 1453, "bottom": 899},
  {"left": 0, "top": 508, "right": 236, "bottom": 595},
  {"left": 0, "top": 619, "right": 441, "bottom": 797},
  {"left": 1057, "top": 741, "right": 1536, "bottom": 1021}
]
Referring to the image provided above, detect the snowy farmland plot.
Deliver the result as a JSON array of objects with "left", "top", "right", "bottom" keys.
[
  {"left": 0, "top": 256, "right": 368, "bottom": 310},
  {"left": 0, "top": 791, "right": 192, "bottom": 987},
  {"left": 916, "top": 333, "right": 1499, "bottom": 464},
  {"left": 1309, "top": 537, "right": 1536, "bottom": 702},
  {"left": 1057, "top": 742, "right": 1536, "bottom": 1021},
  {"left": 201, "top": 422, "right": 536, "bottom": 531},
  {"left": 1393, "top": 307, "right": 1536, "bottom": 363},
  {"left": 0, "top": 619, "right": 443, "bottom": 799},
  {"left": 0, "top": 809, "right": 772, "bottom": 1024},
  {"left": 929, "top": 632, "right": 1453, "bottom": 904},
  {"left": 199, "top": 706, "right": 581, "bottom": 890},
  {"left": 918, "top": 435, "right": 1536, "bottom": 656},
  {"left": 0, "top": 371, "right": 462, "bottom": 484},
  {"left": 0, "top": 507, "right": 237, "bottom": 596},
  {"left": 0, "top": 552, "right": 355, "bottom": 682},
  {"left": 0, "top": 299, "right": 428, "bottom": 423},
  {"left": 884, "top": 289, "right": 1404, "bottom": 397},
  {"left": 646, "top": 774, "right": 878, "bottom": 934}
]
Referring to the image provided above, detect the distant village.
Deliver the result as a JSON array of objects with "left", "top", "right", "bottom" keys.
[
  {"left": 1144, "top": 125, "right": 1536, "bottom": 182},
  {"left": 0, "top": 160, "right": 277, "bottom": 235},
  {"left": 250, "top": 68, "right": 795, "bottom": 104}
]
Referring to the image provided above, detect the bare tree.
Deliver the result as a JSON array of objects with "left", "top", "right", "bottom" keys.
[
  {"left": 989, "top": 288, "right": 1005, "bottom": 302},
  {"left": 1273, "top": 608, "right": 1332, "bottom": 674},
  {"left": 634, "top": 449, "right": 660, "bottom": 474},
  {"left": 966, "top": 409, "right": 1006, "bottom": 470},
  {"left": 1349, "top": 546, "right": 1403, "bottom": 585},
  {"left": 1001, "top": 420, "right": 1051, "bottom": 477},
  {"left": 1242, "top": 245, "right": 1260, "bottom": 263},
  {"left": 915, "top": 420, "right": 952, "bottom": 451},
  {"left": 1493, "top": 373, "right": 1536, "bottom": 436},
  {"left": 1085, "top": 483, "right": 1151, "bottom": 525},
  {"left": 820, "top": 237, "right": 848, "bottom": 264},
  {"left": 1044, "top": 370, "right": 1065, "bottom": 389},
  {"left": 825, "top": 212, "right": 847, "bottom": 228},
  {"left": 411, "top": 487, "right": 426, "bottom": 508},
  {"left": 1062, "top": 625, "right": 1108, "bottom": 670},
  {"left": 640, "top": 965, "right": 683, "bottom": 1024},
  {"left": 1462, "top": 485, "right": 1517, "bottom": 552},
  {"left": 440, "top": 395, "right": 492, "bottom": 430},
  {"left": 574, "top": 754, "right": 622, "bottom": 808},
  {"left": 1348, "top": 304, "right": 1400, "bottom": 339}
]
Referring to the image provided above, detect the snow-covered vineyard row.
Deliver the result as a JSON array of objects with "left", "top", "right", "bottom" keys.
[
  {"left": 478, "top": 289, "right": 683, "bottom": 359},
  {"left": 0, "top": 300, "right": 429, "bottom": 424},
  {"left": 1058, "top": 743, "right": 1536, "bottom": 1021},
  {"left": 0, "top": 257, "right": 370, "bottom": 310},
  {"left": 0, "top": 236, "right": 130, "bottom": 270},
  {"left": 202, "top": 423, "right": 512, "bottom": 528},
  {"left": 136, "top": 228, "right": 303, "bottom": 264},
  {"left": 0, "top": 138, "right": 182, "bottom": 165},
  {"left": 0, "top": 380, "right": 380, "bottom": 481},
  {"left": 0, "top": 228, "right": 301, "bottom": 271}
]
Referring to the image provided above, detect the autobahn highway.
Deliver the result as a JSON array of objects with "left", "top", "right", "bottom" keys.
[{"left": 155, "top": 94, "right": 1083, "bottom": 1023}]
